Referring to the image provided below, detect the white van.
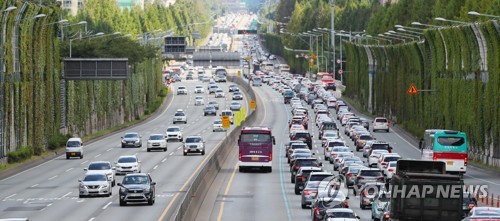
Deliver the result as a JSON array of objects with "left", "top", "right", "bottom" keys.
[
  {"left": 66, "top": 137, "right": 83, "bottom": 159},
  {"left": 220, "top": 110, "right": 234, "bottom": 124}
]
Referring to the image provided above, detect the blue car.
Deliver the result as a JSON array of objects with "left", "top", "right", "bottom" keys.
[{"left": 371, "top": 190, "right": 391, "bottom": 220}]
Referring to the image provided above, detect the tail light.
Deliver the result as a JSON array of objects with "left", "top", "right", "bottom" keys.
[
  {"left": 343, "top": 201, "right": 349, "bottom": 207},
  {"left": 382, "top": 162, "right": 387, "bottom": 166},
  {"left": 269, "top": 153, "right": 272, "bottom": 161},
  {"left": 384, "top": 214, "right": 391, "bottom": 219},
  {"left": 370, "top": 155, "right": 377, "bottom": 158},
  {"left": 239, "top": 152, "right": 242, "bottom": 161},
  {"left": 433, "top": 156, "right": 437, "bottom": 161},
  {"left": 335, "top": 158, "right": 340, "bottom": 162},
  {"left": 297, "top": 175, "right": 304, "bottom": 181},
  {"left": 357, "top": 176, "right": 364, "bottom": 180},
  {"left": 388, "top": 168, "right": 394, "bottom": 172},
  {"left": 468, "top": 204, "right": 475, "bottom": 209},
  {"left": 465, "top": 157, "right": 468, "bottom": 166},
  {"left": 347, "top": 173, "right": 353, "bottom": 177},
  {"left": 314, "top": 207, "right": 320, "bottom": 215},
  {"left": 332, "top": 154, "right": 337, "bottom": 158},
  {"left": 303, "top": 190, "right": 313, "bottom": 195},
  {"left": 387, "top": 120, "right": 390, "bottom": 126},
  {"left": 377, "top": 177, "right": 385, "bottom": 181},
  {"left": 294, "top": 165, "right": 299, "bottom": 170}
]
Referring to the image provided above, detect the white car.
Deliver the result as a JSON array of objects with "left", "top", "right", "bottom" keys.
[
  {"left": 114, "top": 155, "right": 141, "bottom": 175},
  {"left": 373, "top": 117, "right": 390, "bottom": 132},
  {"left": 232, "top": 92, "right": 243, "bottom": 100},
  {"left": 194, "top": 96, "right": 204, "bottom": 106},
  {"left": 324, "top": 208, "right": 360, "bottom": 221},
  {"left": 66, "top": 137, "right": 83, "bottom": 159},
  {"left": 147, "top": 134, "right": 167, "bottom": 152},
  {"left": 377, "top": 153, "right": 401, "bottom": 170},
  {"left": 194, "top": 85, "right": 204, "bottom": 93},
  {"left": 165, "top": 126, "right": 183, "bottom": 142},
  {"left": 321, "top": 130, "right": 340, "bottom": 146},
  {"left": 177, "top": 86, "right": 188, "bottom": 95},
  {"left": 229, "top": 101, "right": 241, "bottom": 111},
  {"left": 84, "top": 161, "right": 115, "bottom": 186},
  {"left": 183, "top": 135, "right": 205, "bottom": 156},
  {"left": 213, "top": 119, "right": 225, "bottom": 132},
  {"left": 215, "top": 89, "right": 225, "bottom": 98},
  {"left": 173, "top": 111, "right": 187, "bottom": 124},
  {"left": 324, "top": 139, "right": 346, "bottom": 160},
  {"left": 368, "top": 150, "right": 390, "bottom": 167},
  {"left": 79, "top": 172, "right": 112, "bottom": 198},
  {"left": 384, "top": 161, "right": 397, "bottom": 179}
]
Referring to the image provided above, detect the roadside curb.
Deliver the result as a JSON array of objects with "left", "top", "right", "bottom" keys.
[{"left": 0, "top": 88, "right": 173, "bottom": 181}]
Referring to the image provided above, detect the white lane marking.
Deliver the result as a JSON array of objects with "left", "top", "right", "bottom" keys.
[
  {"left": 80, "top": 160, "right": 89, "bottom": 165},
  {"left": 153, "top": 165, "right": 159, "bottom": 170},
  {"left": 465, "top": 174, "right": 500, "bottom": 186},
  {"left": 392, "top": 131, "right": 420, "bottom": 152},
  {"left": 134, "top": 153, "right": 138, "bottom": 156},
  {"left": 3, "top": 194, "right": 16, "bottom": 201},
  {"left": 106, "top": 148, "right": 113, "bottom": 152},
  {"left": 77, "top": 199, "right": 85, "bottom": 203},
  {"left": 41, "top": 203, "right": 53, "bottom": 211},
  {"left": 65, "top": 168, "right": 73, "bottom": 172},
  {"left": 62, "top": 192, "right": 72, "bottom": 198},
  {"left": 48, "top": 175, "right": 58, "bottom": 180},
  {"left": 31, "top": 184, "right": 39, "bottom": 188},
  {"left": 88, "top": 218, "right": 95, "bottom": 221},
  {"left": 161, "top": 158, "right": 167, "bottom": 163},
  {"left": 94, "top": 154, "right": 101, "bottom": 158},
  {"left": 177, "top": 146, "right": 181, "bottom": 150},
  {"left": 169, "top": 152, "right": 174, "bottom": 156},
  {"left": 102, "top": 201, "right": 112, "bottom": 210}
]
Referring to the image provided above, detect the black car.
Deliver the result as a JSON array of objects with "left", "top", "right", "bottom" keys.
[
  {"left": 290, "top": 131, "right": 313, "bottom": 149},
  {"left": 294, "top": 167, "right": 323, "bottom": 194},
  {"left": 311, "top": 198, "right": 346, "bottom": 221},
  {"left": 118, "top": 173, "right": 156, "bottom": 206},
  {"left": 462, "top": 192, "right": 478, "bottom": 217},
  {"left": 204, "top": 106, "right": 217, "bottom": 116},
  {"left": 290, "top": 158, "right": 322, "bottom": 183}
]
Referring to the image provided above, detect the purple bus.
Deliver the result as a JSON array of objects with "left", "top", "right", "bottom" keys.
[{"left": 238, "top": 126, "right": 276, "bottom": 173}]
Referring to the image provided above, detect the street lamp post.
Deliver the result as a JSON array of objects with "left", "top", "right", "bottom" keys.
[
  {"left": 61, "top": 21, "right": 87, "bottom": 40},
  {"left": 388, "top": 30, "right": 419, "bottom": 41},
  {"left": 411, "top": 21, "right": 442, "bottom": 28},
  {"left": 468, "top": 11, "right": 500, "bottom": 19},
  {"left": 385, "top": 32, "right": 414, "bottom": 41},
  {"left": 395, "top": 25, "right": 424, "bottom": 32},
  {"left": 70, "top": 32, "right": 104, "bottom": 58},
  {"left": 435, "top": 17, "right": 470, "bottom": 25},
  {"left": 330, "top": 0, "right": 335, "bottom": 76}
]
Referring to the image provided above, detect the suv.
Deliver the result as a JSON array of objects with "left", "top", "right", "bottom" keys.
[
  {"left": 204, "top": 106, "right": 217, "bottom": 116},
  {"left": 367, "top": 141, "right": 393, "bottom": 155},
  {"left": 294, "top": 167, "right": 323, "bottom": 194},
  {"left": 183, "top": 135, "right": 205, "bottom": 156},
  {"left": 290, "top": 131, "right": 313, "bottom": 149},
  {"left": 121, "top": 132, "right": 142, "bottom": 148},
  {"left": 165, "top": 126, "right": 183, "bottom": 142},
  {"left": 373, "top": 117, "right": 390, "bottom": 132},
  {"left": 228, "top": 84, "right": 239, "bottom": 92},
  {"left": 85, "top": 161, "right": 116, "bottom": 186},
  {"left": 177, "top": 86, "right": 188, "bottom": 95},
  {"left": 66, "top": 137, "right": 83, "bottom": 159},
  {"left": 354, "top": 169, "right": 385, "bottom": 195},
  {"left": 291, "top": 158, "right": 322, "bottom": 183},
  {"left": 173, "top": 111, "right": 187, "bottom": 124},
  {"left": 209, "top": 85, "right": 219, "bottom": 94},
  {"left": 118, "top": 173, "right": 156, "bottom": 206},
  {"left": 194, "top": 85, "right": 204, "bottom": 93}
]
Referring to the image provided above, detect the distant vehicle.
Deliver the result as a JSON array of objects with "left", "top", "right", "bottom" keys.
[
  {"left": 238, "top": 126, "right": 275, "bottom": 172},
  {"left": 146, "top": 134, "right": 167, "bottom": 152},
  {"left": 173, "top": 111, "right": 187, "bottom": 124},
  {"left": 252, "top": 77, "right": 262, "bottom": 86},
  {"left": 183, "top": 135, "right": 205, "bottom": 156},
  {"left": 204, "top": 106, "right": 217, "bottom": 116},
  {"left": 78, "top": 173, "right": 112, "bottom": 198},
  {"left": 319, "top": 73, "right": 336, "bottom": 90},
  {"left": 84, "top": 161, "right": 115, "bottom": 186},
  {"left": 230, "top": 101, "right": 241, "bottom": 111},
  {"left": 420, "top": 129, "right": 468, "bottom": 174},
  {"left": 165, "top": 126, "right": 183, "bottom": 142},
  {"left": 372, "top": 117, "right": 390, "bottom": 132},
  {"left": 194, "top": 85, "right": 204, "bottom": 93},
  {"left": 66, "top": 137, "right": 83, "bottom": 159},
  {"left": 229, "top": 84, "right": 240, "bottom": 92},
  {"left": 121, "top": 132, "right": 142, "bottom": 148},
  {"left": 194, "top": 96, "right": 204, "bottom": 106},
  {"left": 232, "top": 92, "right": 243, "bottom": 100},
  {"left": 278, "top": 64, "right": 290, "bottom": 74},
  {"left": 118, "top": 173, "right": 156, "bottom": 206},
  {"left": 177, "top": 86, "right": 188, "bottom": 95},
  {"left": 213, "top": 119, "right": 225, "bottom": 132},
  {"left": 114, "top": 155, "right": 141, "bottom": 175},
  {"left": 220, "top": 110, "right": 234, "bottom": 124}
]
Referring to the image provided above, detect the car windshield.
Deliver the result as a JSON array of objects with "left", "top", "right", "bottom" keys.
[
  {"left": 167, "top": 127, "right": 180, "bottom": 132},
  {"left": 83, "top": 174, "right": 107, "bottom": 182},
  {"left": 231, "top": 102, "right": 239, "bottom": 105},
  {"left": 384, "top": 156, "right": 400, "bottom": 162},
  {"left": 294, "top": 149, "right": 310, "bottom": 154},
  {"left": 118, "top": 157, "right": 137, "bottom": 163},
  {"left": 124, "top": 133, "right": 138, "bottom": 138},
  {"left": 240, "top": 134, "right": 271, "bottom": 143},
  {"left": 174, "top": 112, "right": 185, "bottom": 116},
  {"left": 88, "top": 163, "right": 111, "bottom": 170},
  {"left": 186, "top": 137, "right": 202, "bottom": 143},
  {"left": 67, "top": 141, "right": 81, "bottom": 147},
  {"left": 196, "top": 86, "right": 202, "bottom": 88},
  {"left": 325, "top": 211, "right": 356, "bottom": 218},
  {"left": 372, "top": 144, "right": 390, "bottom": 150},
  {"left": 122, "top": 175, "right": 149, "bottom": 185},
  {"left": 149, "top": 135, "right": 163, "bottom": 140}
]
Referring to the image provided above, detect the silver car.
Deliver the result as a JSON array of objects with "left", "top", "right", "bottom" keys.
[
  {"left": 147, "top": 134, "right": 167, "bottom": 152},
  {"left": 79, "top": 172, "right": 112, "bottom": 198},
  {"left": 215, "top": 89, "right": 225, "bottom": 98},
  {"left": 229, "top": 101, "right": 241, "bottom": 111},
  {"left": 183, "top": 135, "right": 205, "bottom": 156},
  {"left": 121, "top": 132, "right": 142, "bottom": 148}
]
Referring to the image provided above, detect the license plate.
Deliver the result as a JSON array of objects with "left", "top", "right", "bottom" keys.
[
  {"left": 71, "top": 153, "right": 75, "bottom": 156},
  {"left": 129, "top": 193, "right": 142, "bottom": 197},
  {"left": 252, "top": 157, "right": 259, "bottom": 161},
  {"left": 447, "top": 161, "right": 454, "bottom": 165}
]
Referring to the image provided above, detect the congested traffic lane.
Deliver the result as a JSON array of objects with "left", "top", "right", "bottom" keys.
[{"left": 0, "top": 74, "right": 247, "bottom": 221}]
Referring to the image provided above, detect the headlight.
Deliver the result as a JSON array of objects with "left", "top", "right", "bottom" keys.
[
  {"left": 66, "top": 148, "right": 71, "bottom": 152},
  {"left": 102, "top": 184, "right": 109, "bottom": 188},
  {"left": 79, "top": 183, "right": 85, "bottom": 188},
  {"left": 120, "top": 187, "right": 127, "bottom": 193},
  {"left": 121, "top": 140, "right": 126, "bottom": 143},
  {"left": 144, "top": 187, "right": 151, "bottom": 193}
]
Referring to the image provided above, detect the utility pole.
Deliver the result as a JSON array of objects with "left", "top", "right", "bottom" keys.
[{"left": 330, "top": 0, "right": 335, "bottom": 76}]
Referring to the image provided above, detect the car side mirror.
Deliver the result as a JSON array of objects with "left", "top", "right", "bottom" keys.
[
  {"left": 138, "top": 161, "right": 141, "bottom": 163},
  {"left": 151, "top": 182, "right": 156, "bottom": 185},
  {"left": 319, "top": 162, "right": 323, "bottom": 166},
  {"left": 345, "top": 196, "right": 350, "bottom": 200},
  {"left": 84, "top": 168, "right": 88, "bottom": 171},
  {"left": 356, "top": 216, "right": 361, "bottom": 219},
  {"left": 78, "top": 179, "right": 82, "bottom": 182},
  {"left": 117, "top": 183, "right": 123, "bottom": 187},
  {"left": 272, "top": 136, "right": 276, "bottom": 145}
]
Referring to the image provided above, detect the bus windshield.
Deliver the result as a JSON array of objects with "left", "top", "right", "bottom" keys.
[{"left": 434, "top": 136, "right": 467, "bottom": 152}]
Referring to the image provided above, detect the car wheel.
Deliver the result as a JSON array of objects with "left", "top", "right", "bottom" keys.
[
  {"left": 213, "top": 130, "right": 215, "bottom": 132},
  {"left": 147, "top": 148, "right": 151, "bottom": 152},
  {"left": 183, "top": 152, "right": 187, "bottom": 156},
  {"left": 66, "top": 155, "right": 70, "bottom": 159},
  {"left": 139, "top": 143, "right": 142, "bottom": 147},
  {"left": 356, "top": 147, "right": 360, "bottom": 152},
  {"left": 201, "top": 150, "right": 205, "bottom": 155},
  {"left": 295, "top": 188, "right": 300, "bottom": 195},
  {"left": 112, "top": 180, "right": 115, "bottom": 187},
  {"left": 108, "top": 190, "right": 112, "bottom": 197},
  {"left": 166, "top": 139, "right": 170, "bottom": 143},
  {"left": 360, "top": 203, "right": 366, "bottom": 210},
  {"left": 301, "top": 203, "right": 307, "bottom": 209},
  {"left": 79, "top": 195, "right": 84, "bottom": 198},
  {"left": 291, "top": 176, "right": 295, "bottom": 183},
  {"left": 324, "top": 156, "right": 328, "bottom": 161},
  {"left": 287, "top": 158, "right": 290, "bottom": 163},
  {"left": 239, "top": 166, "right": 245, "bottom": 172},
  {"left": 148, "top": 197, "right": 154, "bottom": 205},
  {"left": 173, "top": 122, "right": 176, "bottom": 124},
  {"left": 80, "top": 155, "right": 83, "bottom": 159},
  {"left": 120, "top": 199, "right": 126, "bottom": 206},
  {"left": 204, "top": 113, "right": 207, "bottom": 116},
  {"left": 329, "top": 159, "right": 333, "bottom": 164},
  {"left": 164, "top": 148, "right": 167, "bottom": 152},
  {"left": 387, "top": 128, "right": 390, "bottom": 132}
]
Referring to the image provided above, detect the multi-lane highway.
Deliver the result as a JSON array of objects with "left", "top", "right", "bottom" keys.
[{"left": 0, "top": 73, "right": 251, "bottom": 221}]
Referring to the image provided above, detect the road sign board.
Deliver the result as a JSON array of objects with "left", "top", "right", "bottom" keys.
[
  {"left": 221, "top": 116, "right": 230, "bottom": 128},
  {"left": 237, "top": 71, "right": 241, "bottom": 77},
  {"left": 336, "top": 59, "right": 341, "bottom": 64},
  {"left": 338, "top": 69, "right": 344, "bottom": 74},
  {"left": 407, "top": 83, "right": 419, "bottom": 95},
  {"left": 250, "top": 100, "right": 256, "bottom": 110},
  {"left": 312, "top": 54, "right": 317, "bottom": 59},
  {"left": 310, "top": 61, "right": 314, "bottom": 67},
  {"left": 245, "top": 56, "right": 252, "bottom": 61}
]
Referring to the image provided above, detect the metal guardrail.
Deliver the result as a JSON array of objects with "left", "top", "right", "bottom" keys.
[{"left": 169, "top": 75, "right": 257, "bottom": 221}]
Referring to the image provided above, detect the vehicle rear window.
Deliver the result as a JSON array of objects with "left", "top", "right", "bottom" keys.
[
  {"left": 376, "top": 118, "right": 387, "bottom": 123},
  {"left": 294, "top": 133, "right": 310, "bottom": 138},
  {"left": 360, "top": 170, "right": 383, "bottom": 176},
  {"left": 291, "top": 144, "right": 308, "bottom": 149},
  {"left": 325, "top": 211, "right": 356, "bottom": 219},
  {"left": 297, "top": 159, "right": 319, "bottom": 166},
  {"left": 89, "top": 163, "right": 110, "bottom": 170},
  {"left": 437, "top": 137, "right": 465, "bottom": 146},
  {"left": 316, "top": 200, "right": 343, "bottom": 209},
  {"left": 360, "top": 135, "right": 373, "bottom": 140},
  {"left": 372, "top": 144, "right": 390, "bottom": 150},
  {"left": 329, "top": 143, "right": 346, "bottom": 148},
  {"left": 348, "top": 168, "right": 361, "bottom": 174},
  {"left": 384, "top": 156, "right": 401, "bottom": 162},
  {"left": 309, "top": 175, "right": 331, "bottom": 181}
]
